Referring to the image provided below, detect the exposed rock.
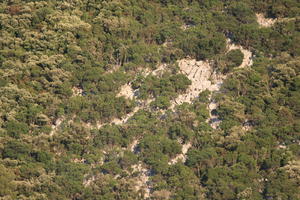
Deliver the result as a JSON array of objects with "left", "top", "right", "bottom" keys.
[
  {"left": 205, "top": 40, "right": 254, "bottom": 129},
  {"left": 207, "top": 99, "right": 222, "bottom": 129},
  {"left": 129, "top": 139, "right": 140, "bottom": 153},
  {"left": 117, "top": 83, "right": 135, "bottom": 100},
  {"left": 83, "top": 174, "right": 97, "bottom": 187},
  {"left": 256, "top": 13, "right": 277, "bottom": 27},
  {"left": 168, "top": 142, "right": 192, "bottom": 165},
  {"left": 50, "top": 117, "right": 64, "bottom": 136},
  {"left": 151, "top": 63, "right": 168, "bottom": 76},
  {"left": 242, "top": 120, "right": 253, "bottom": 131},
  {"left": 132, "top": 163, "right": 152, "bottom": 199},
  {"left": 170, "top": 59, "right": 224, "bottom": 109},
  {"left": 72, "top": 86, "right": 83, "bottom": 96},
  {"left": 227, "top": 40, "right": 253, "bottom": 69},
  {"left": 180, "top": 24, "right": 195, "bottom": 30}
]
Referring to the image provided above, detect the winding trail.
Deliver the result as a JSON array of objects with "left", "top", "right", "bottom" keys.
[
  {"left": 49, "top": 118, "right": 64, "bottom": 136},
  {"left": 97, "top": 64, "right": 168, "bottom": 128},
  {"left": 117, "top": 83, "right": 135, "bottom": 100},
  {"left": 171, "top": 40, "right": 253, "bottom": 129},
  {"left": 104, "top": 39, "right": 253, "bottom": 130},
  {"left": 132, "top": 163, "right": 152, "bottom": 199},
  {"left": 208, "top": 40, "right": 253, "bottom": 129},
  {"left": 227, "top": 40, "right": 253, "bottom": 68},
  {"left": 207, "top": 100, "right": 222, "bottom": 129},
  {"left": 168, "top": 142, "right": 192, "bottom": 165},
  {"left": 256, "top": 13, "right": 277, "bottom": 27},
  {"left": 74, "top": 39, "right": 254, "bottom": 196}
]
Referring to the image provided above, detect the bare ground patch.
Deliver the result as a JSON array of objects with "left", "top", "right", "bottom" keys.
[{"left": 256, "top": 13, "right": 277, "bottom": 27}]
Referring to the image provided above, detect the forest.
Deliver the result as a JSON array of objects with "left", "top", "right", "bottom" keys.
[{"left": 0, "top": 0, "right": 299, "bottom": 199}]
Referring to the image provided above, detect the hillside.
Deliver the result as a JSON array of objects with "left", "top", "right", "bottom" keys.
[{"left": 0, "top": 0, "right": 299, "bottom": 199}]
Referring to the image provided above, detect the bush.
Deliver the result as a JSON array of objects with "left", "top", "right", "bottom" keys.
[
  {"left": 5, "top": 120, "right": 29, "bottom": 138},
  {"left": 224, "top": 49, "right": 244, "bottom": 72},
  {"left": 2, "top": 141, "right": 30, "bottom": 160}
]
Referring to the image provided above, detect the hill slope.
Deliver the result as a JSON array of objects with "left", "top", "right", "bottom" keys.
[{"left": 0, "top": 1, "right": 299, "bottom": 199}]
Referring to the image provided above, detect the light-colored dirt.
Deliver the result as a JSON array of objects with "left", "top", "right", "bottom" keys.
[
  {"left": 256, "top": 13, "right": 277, "bottom": 27},
  {"left": 132, "top": 163, "right": 151, "bottom": 199},
  {"left": 117, "top": 83, "right": 135, "bottom": 100},
  {"left": 168, "top": 142, "right": 192, "bottom": 165},
  {"left": 227, "top": 40, "right": 253, "bottom": 69},
  {"left": 180, "top": 24, "right": 195, "bottom": 31},
  {"left": 83, "top": 174, "right": 97, "bottom": 187},
  {"left": 72, "top": 87, "right": 83, "bottom": 96},
  {"left": 207, "top": 99, "right": 222, "bottom": 129},
  {"left": 170, "top": 59, "right": 224, "bottom": 109},
  {"left": 129, "top": 139, "right": 139, "bottom": 153},
  {"left": 106, "top": 64, "right": 169, "bottom": 128},
  {"left": 204, "top": 40, "right": 254, "bottom": 129},
  {"left": 50, "top": 117, "right": 64, "bottom": 136},
  {"left": 165, "top": 58, "right": 225, "bottom": 129},
  {"left": 151, "top": 63, "right": 168, "bottom": 76},
  {"left": 242, "top": 120, "right": 253, "bottom": 131}
]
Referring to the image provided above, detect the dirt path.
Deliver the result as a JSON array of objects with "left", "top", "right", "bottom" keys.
[
  {"left": 170, "top": 40, "right": 253, "bottom": 129},
  {"left": 79, "top": 41, "right": 254, "bottom": 192},
  {"left": 207, "top": 100, "right": 222, "bottom": 129},
  {"left": 50, "top": 117, "right": 64, "bottom": 136},
  {"left": 168, "top": 142, "right": 192, "bottom": 165},
  {"left": 132, "top": 163, "right": 152, "bottom": 199},
  {"left": 227, "top": 40, "right": 253, "bottom": 68},
  {"left": 256, "top": 13, "right": 277, "bottom": 27},
  {"left": 129, "top": 139, "right": 139, "bottom": 153},
  {"left": 99, "top": 64, "right": 168, "bottom": 128},
  {"left": 205, "top": 40, "right": 254, "bottom": 129},
  {"left": 116, "top": 83, "right": 135, "bottom": 100}
]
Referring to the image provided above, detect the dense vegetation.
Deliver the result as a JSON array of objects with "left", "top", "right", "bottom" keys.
[{"left": 0, "top": 0, "right": 299, "bottom": 199}]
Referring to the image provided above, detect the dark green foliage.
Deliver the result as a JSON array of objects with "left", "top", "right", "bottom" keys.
[
  {"left": 224, "top": 49, "right": 244, "bottom": 72},
  {"left": 5, "top": 120, "right": 29, "bottom": 138},
  {"left": 93, "top": 125, "right": 129, "bottom": 148},
  {"left": 228, "top": 2, "right": 256, "bottom": 24},
  {"left": 151, "top": 96, "right": 171, "bottom": 109},
  {"left": 31, "top": 151, "right": 51, "bottom": 164},
  {"left": 0, "top": 0, "right": 299, "bottom": 199},
  {"left": 179, "top": 33, "right": 227, "bottom": 60},
  {"left": 264, "top": 169, "right": 299, "bottom": 200},
  {"left": 139, "top": 135, "right": 181, "bottom": 173},
  {"left": 2, "top": 141, "right": 30, "bottom": 160},
  {"left": 0, "top": 164, "right": 15, "bottom": 198},
  {"left": 138, "top": 73, "right": 191, "bottom": 99},
  {"left": 168, "top": 122, "right": 194, "bottom": 142}
]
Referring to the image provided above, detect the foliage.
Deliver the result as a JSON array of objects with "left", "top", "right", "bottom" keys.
[{"left": 0, "top": 0, "right": 299, "bottom": 199}]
